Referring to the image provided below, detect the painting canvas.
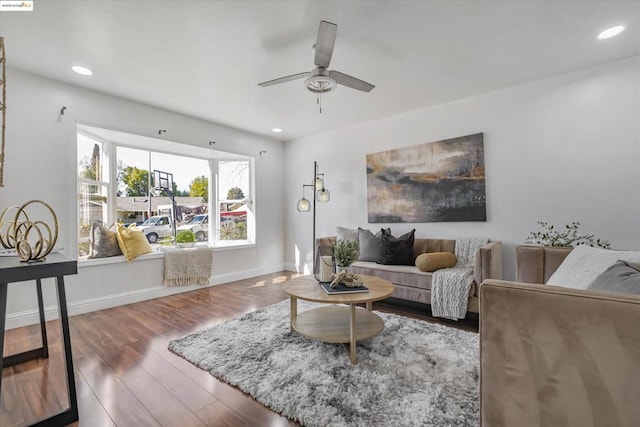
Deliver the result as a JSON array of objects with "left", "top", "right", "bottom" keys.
[{"left": 367, "top": 133, "right": 486, "bottom": 223}]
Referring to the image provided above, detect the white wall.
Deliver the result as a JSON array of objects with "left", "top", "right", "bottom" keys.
[
  {"left": 3, "top": 69, "right": 285, "bottom": 327},
  {"left": 284, "top": 57, "right": 640, "bottom": 281}
]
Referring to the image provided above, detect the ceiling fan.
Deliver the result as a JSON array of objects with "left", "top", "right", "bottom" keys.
[{"left": 258, "top": 20, "right": 375, "bottom": 94}]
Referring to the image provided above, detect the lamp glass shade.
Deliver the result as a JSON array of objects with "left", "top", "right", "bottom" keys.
[
  {"left": 296, "top": 197, "right": 311, "bottom": 212},
  {"left": 316, "top": 188, "right": 330, "bottom": 203},
  {"left": 314, "top": 176, "right": 324, "bottom": 190}
]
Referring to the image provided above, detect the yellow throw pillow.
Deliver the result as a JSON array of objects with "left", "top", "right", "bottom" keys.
[
  {"left": 116, "top": 223, "right": 152, "bottom": 261},
  {"left": 415, "top": 252, "right": 457, "bottom": 272}
]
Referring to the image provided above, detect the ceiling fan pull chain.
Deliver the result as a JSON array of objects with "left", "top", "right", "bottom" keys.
[{"left": 318, "top": 93, "right": 322, "bottom": 114}]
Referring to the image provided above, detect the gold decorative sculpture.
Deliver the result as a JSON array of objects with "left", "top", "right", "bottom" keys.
[
  {"left": 330, "top": 270, "right": 364, "bottom": 288},
  {"left": 0, "top": 200, "right": 59, "bottom": 262},
  {"left": 0, "top": 204, "right": 28, "bottom": 249},
  {"left": 0, "top": 37, "right": 6, "bottom": 187}
]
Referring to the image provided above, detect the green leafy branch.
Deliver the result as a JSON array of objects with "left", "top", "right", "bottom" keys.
[
  {"left": 525, "top": 221, "right": 610, "bottom": 249},
  {"left": 331, "top": 240, "right": 360, "bottom": 267}
]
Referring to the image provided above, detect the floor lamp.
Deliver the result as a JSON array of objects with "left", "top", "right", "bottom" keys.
[{"left": 296, "top": 161, "right": 330, "bottom": 275}]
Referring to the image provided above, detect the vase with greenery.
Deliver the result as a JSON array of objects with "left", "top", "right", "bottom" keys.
[
  {"left": 525, "top": 221, "right": 610, "bottom": 249},
  {"left": 331, "top": 240, "right": 359, "bottom": 273},
  {"left": 176, "top": 229, "right": 196, "bottom": 247}
]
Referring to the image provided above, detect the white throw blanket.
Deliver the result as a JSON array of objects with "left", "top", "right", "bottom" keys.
[
  {"left": 164, "top": 247, "right": 214, "bottom": 287},
  {"left": 431, "top": 237, "right": 489, "bottom": 320}
]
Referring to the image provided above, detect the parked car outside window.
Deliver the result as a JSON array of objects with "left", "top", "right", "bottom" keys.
[
  {"left": 177, "top": 214, "right": 208, "bottom": 241},
  {"left": 137, "top": 215, "right": 173, "bottom": 243}
]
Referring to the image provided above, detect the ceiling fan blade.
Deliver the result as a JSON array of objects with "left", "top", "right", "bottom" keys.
[
  {"left": 258, "top": 72, "right": 311, "bottom": 87},
  {"left": 314, "top": 20, "right": 337, "bottom": 68},
  {"left": 329, "top": 70, "right": 375, "bottom": 92}
]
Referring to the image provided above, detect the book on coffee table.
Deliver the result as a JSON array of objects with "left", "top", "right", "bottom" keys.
[{"left": 320, "top": 282, "right": 369, "bottom": 294}]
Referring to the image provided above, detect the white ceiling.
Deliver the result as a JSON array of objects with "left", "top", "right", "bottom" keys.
[{"left": 0, "top": 0, "right": 638, "bottom": 141}]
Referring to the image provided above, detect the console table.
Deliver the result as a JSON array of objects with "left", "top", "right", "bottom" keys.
[{"left": 0, "top": 253, "right": 78, "bottom": 426}]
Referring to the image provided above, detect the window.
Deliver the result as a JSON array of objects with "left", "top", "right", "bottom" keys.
[
  {"left": 217, "top": 160, "right": 253, "bottom": 243},
  {"left": 77, "top": 135, "right": 110, "bottom": 256},
  {"left": 76, "top": 125, "right": 255, "bottom": 257}
]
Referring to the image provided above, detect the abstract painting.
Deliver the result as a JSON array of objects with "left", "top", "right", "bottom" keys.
[{"left": 366, "top": 133, "right": 486, "bottom": 223}]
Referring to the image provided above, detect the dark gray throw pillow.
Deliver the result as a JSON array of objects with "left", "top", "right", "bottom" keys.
[
  {"left": 379, "top": 229, "right": 416, "bottom": 265},
  {"left": 357, "top": 227, "right": 390, "bottom": 262},
  {"left": 88, "top": 221, "right": 123, "bottom": 258},
  {"left": 587, "top": 260, "right": 640, "bottom": 295}
]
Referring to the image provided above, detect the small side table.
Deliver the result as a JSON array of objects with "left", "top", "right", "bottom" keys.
[{"left": 0, "top": 253, "right": 78, "bottom": 426}]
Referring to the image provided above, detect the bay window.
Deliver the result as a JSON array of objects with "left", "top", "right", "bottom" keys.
[{"left": 77, "top": 125, "right": 255, "bottom": 257}]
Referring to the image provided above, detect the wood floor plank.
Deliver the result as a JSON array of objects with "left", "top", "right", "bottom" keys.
[
  {"left": 128, "top": 340, "right": 217, "bottom": 412},
  {"left": 76, "top": 393, "right": 116, "bottom": 427},
  {"left": 75, "top": 353, "right": 161, "bottom": 427},
  {"left": 95, "top": 342, "right": 150, "bottom": 383},
  {"left": 1, "top": 271, "right": 477, "bottom": 426},
  {"left": 75, "top": 369, "right": 93, "bottom": 400},
  {"left": 126, "top": 373, "right": 205, "bottom": 427},
  {"left": 195, "top": 400, "right": 252, "bottom": 427}
]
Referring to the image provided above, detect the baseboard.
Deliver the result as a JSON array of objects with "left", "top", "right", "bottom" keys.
[
  {"left": 283, "top": 262, "right": 301, "bottom": 272},
  {"left": 5, "top": 263, "right": 287, "bottom": 330}
]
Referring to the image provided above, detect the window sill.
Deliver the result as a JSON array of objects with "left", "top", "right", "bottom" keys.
[
  {"left": 78, "top": 242, "right": 257, "bottom": 267},
  {"left": 212, "top": 241, "right": 256, "bottom": 251},
  {"left": 78, "top": 250, "right": 165, "bottom": 268}
]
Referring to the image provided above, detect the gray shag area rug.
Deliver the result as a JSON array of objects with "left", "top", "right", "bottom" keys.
[{"left": 168, "top": 300, "right": 479, "bottom": 427}]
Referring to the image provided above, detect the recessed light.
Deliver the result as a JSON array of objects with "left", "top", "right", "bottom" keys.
[
  {"left": 72, "top": 65, "right": 93, "bottom": 76},
  {"left": 272, "top": 128, "right": 282, "bottom": 133},
  {"left": 597, "top": 25, "right": 625, "bottom": 40}
]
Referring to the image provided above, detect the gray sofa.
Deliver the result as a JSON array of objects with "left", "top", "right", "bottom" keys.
[
  {"left": 317, "top": 236, "right": 503, "bottom": 313},
  {"left": 480, "top": 245, "right": 640, "bottom": 426}
]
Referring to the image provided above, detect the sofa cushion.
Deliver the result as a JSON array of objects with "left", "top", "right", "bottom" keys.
[
  {"left": 357, "top": 227, "right": 389, "bottom": 262},
  {"left": 351, "top": 261, "right": 477, "bottom": 298},
  {"left": 413, "top": 238, "right": 456, "bottom": 259},
  {"left": 415, "top": 252, "right": 457, "bottom": 272},
  {"left": 587, "top": 260, "right": 640, "bottom": 295},
  {"left": 380, "top": 229, "right": 415, "bottom": 265},
  {"left": 352, "top": 261, "right": 432, "bottom": 288},
  {"left": 116, "top": 223, "right": 153, "bottom": 262},
  {"left": 88, "top": 221, "right": 122, "bottom": 259},
  {"left": 547, "top": 245, "right": 640, "bottom": 289}
]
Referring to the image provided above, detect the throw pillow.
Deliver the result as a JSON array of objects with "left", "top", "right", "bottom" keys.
[
  {"left": 116, "top": 223, "right": 152, "bottom": 262},
  {"left": 336, "top": 226, "right": 358, "bottom": 243},
  {"left": 415, "top": 252, "right": 457, "bottom": 272},
  {"left": 379, "top": 229, "right": 416, "bottom": 265},
  {"left": 88, "top": 221, "right": 122, "bottom": 259},
  {"left": 587, "top": 260, "right": 640, "bottom": 295},
  {"left": 546, "top": 245, "right": 640, "bottom": 289},
  {"left": 357, "top": 227, "right": 390, "bottom": 262}
]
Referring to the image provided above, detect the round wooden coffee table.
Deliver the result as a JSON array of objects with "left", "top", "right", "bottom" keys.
[{"left": 282, "top": 275, "right": 394, "bottom": 364}]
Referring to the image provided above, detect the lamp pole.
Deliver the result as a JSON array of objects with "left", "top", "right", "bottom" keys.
[
  {"left": 312, "top": 161, "right": 318, "bottom": 274},
  {"left": 296, "top": 161, "right": 330, "bottom": 276}
]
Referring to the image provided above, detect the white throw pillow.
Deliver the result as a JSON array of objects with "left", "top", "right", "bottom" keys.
[
  {"left": 336, "top": 226, "right": 358, "bottom": 243},
  {"left": 546, "top": 245, "right": 640, "bottom": 289}
]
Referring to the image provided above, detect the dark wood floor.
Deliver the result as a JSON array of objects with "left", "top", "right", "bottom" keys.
[{"left": 1, "top": 271, "right": 478, "bottom": 427}]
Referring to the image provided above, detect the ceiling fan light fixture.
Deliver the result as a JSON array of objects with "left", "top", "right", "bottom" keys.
[{"left": 305, "top": 75, "right": 336, "bottom": 93}]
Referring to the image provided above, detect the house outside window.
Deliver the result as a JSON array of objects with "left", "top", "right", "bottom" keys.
[{"left": 77, "top": 125, "right": 255, "bottom": 257}]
